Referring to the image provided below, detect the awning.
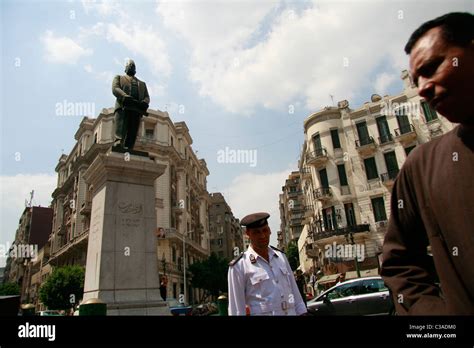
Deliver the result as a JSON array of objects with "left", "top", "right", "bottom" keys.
[
  {"left": 316, "top": 273, "right": 341, "bottom": 285},
  {"left": 345, "top": 268, "right": 379, "bottom": 280}
]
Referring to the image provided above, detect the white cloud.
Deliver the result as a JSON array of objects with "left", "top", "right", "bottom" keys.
[
  {"left": 374, "top": 72, "right": 398, "bottom": 96},
  {"left": 156, "top": 0, "right": 465, "bottom": 114},
  {"left": 223, "top": 165, "right": 295, "bottom": 247},
  {"left": 0, "top": 174, "right": 57, "bottom": 266},
  {"left": 41, "top": 30, "right": 93, "bottom": 64},
  {"left": 105, "top": 23, "right": 172, "bottom": 78}
]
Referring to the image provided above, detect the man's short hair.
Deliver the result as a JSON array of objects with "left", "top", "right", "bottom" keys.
[{"left": 404, "top": 12, "right": 474, "bottom": 54}]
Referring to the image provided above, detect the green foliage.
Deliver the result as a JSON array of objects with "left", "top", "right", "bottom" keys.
[
  {"left": 188, "top": 253, "right": 228, "bottom": 299},
  {"left": 39, "top": 265, "right": 85, "bottom": 310},
  {"left": 0, "top": 282, "right": 21, "bottom": 296},
  {"left": 286, "top": 241, "right": 300, "bottom": 271}
]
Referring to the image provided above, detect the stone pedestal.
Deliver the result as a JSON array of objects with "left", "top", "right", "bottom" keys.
[{"left": 82, "top": 151, "right": 169, "bottom": 315}]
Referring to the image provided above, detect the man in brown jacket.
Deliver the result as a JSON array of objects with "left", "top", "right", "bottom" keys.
[{"left": 381, "top": 12, "right": 474, "bottom": 315}]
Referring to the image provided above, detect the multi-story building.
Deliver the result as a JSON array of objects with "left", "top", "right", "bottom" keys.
[
  {"left": 208, "top": 192, "right": 244, "bottom": 260},
  {"left": 3, "top": 206, "right": 52, "bottom": 303},
  {"left": 24, "top": 244, "right": 52, "bottom": 310},
  {"left": 47, "top": 107, "right": 211, "bottom": 305},
  {"left": 278, "top": 171, "right": 305, "bottom": 251},
  {"left": 298, "top": 70, "right": 454, "bottom": 289}
]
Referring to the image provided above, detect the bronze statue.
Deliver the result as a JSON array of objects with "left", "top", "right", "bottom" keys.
[{"left": 112, "top": 59, "right": 150, "bottom": 150}]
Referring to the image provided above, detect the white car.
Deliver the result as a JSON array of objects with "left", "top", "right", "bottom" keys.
[{"left": 307, "top": 276, "right": 394, "bottom": 315}]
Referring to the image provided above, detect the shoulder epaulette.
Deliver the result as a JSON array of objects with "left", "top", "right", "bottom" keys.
[
  {"left": 229, "top": 253, "right": 244, "bottom": 266},
  {"left": 270, "top": 245, "right": 285, "bottom": 254}
]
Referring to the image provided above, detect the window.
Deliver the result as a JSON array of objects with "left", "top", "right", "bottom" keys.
[
  {"left": 318, "top": 168, "right": 329, "bottom": 188},
  {"left": 371, "top": 197, "right": 387, "bottom": 222},
  {"left": 376, "top": 116, "right": 392, "bottom": 143},
  {"left": 172, "top": 247, "right": 176, "bottom": 262},
  {"left": 360, "top": 279, "right": 388, "bottom": 294},
  {"left": 383, "top": 151, "right": 399, "bottom": 178},
  {"left": 364, "top": 157, "right": 378, "bottom": 180},
  {"left": 395, "top": 108, "right": 411, "bottom": 134},
  {"left": 404, "top": 145, "right": 416, "bottom": 156},
  {"left": 421, "top": 101, "right": 438, "bottom": 122},
  {"left": 356, "top": 121, "right": 370, "bottom": 145},
  {"left": 171, "top": 136, "right": 174, "bottom": 146},
  {"left": 145, "top": 128, "right": 154, "bottom": 138},
  {"left": 330, "top": 129, "right": 341, "bottom": 149},
  {"left": 337, "top": 164, "right": 348, "bottom": 186},
  {"left": 217, "top": 238, "right": 223, "bottom": 247},
  {"left": 313, "top": 133, "right": 322, "bottom": 150},
  {"left": 173, "top": 283, "right": 177, "bottom": 299},
  {"left": 326, "top": 283, "right": 359, "bottom": 300}
]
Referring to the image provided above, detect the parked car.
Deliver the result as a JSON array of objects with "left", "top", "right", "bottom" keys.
[{"left": 307, "top": 276, "right": 394, "bottom": 315}]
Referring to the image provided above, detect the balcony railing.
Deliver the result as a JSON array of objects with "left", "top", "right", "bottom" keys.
[
  {"left": 80, "top": 201, "right": 92, "bottom": 215},
  {"left": 312, "top": 224, "right": 371, "bottom": 241},
  {"left": 313, "top": 187, "right": 332, "bottom": 201},
  {"left": 394, "top": 124, "right": 415, "bottom": 136},
  {"left": 380, "top": 170, "right": 399, "bottom": 183},
  {"left": 306, "top": 148, "right": 328, "bottom": 168},
  {"left": 378, "top": 133, "right": 394, "bottom": 145},
  {"left": 355, "top": 136, "right": 375, "bottom": 148}
]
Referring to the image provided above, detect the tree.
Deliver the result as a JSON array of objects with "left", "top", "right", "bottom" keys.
[
  {"left": 0, "top": 282, "right": 20, "bottom": 296},
  {"left": 286, "top": 241, "right": 300, "bottom": 271},
  {"left": 188, "top": 253, "right": 228, "bottom": 303},
  {"left": 39, "top": 265, "right": 85, "bottom": 311}
]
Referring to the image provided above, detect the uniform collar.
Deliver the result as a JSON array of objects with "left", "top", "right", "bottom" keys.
[{"left": 247, "top": 245, "right": 279, "bottom": 261}]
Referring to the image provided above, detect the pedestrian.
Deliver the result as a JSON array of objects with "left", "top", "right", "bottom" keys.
[
  {"left": 159, "top": 275, "right": 168, "bottom": 301},
  {"left": 294, "top": 270, "right": 307, "bottom": 307},
  {"left": 336, "top": 274, "right": 345, "bottom": 285},
  {"left": 227, "top": 212, "right": 307, "bottom": 315},
  {"left": 381, "top": 12, "right": 474, "bottom": 315}
]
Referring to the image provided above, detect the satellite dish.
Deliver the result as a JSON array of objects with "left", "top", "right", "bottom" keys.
[{"left": 371, "top": 94, "right": 382, "bottom": 102}]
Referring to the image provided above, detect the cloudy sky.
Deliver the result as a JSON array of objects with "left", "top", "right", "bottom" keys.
[{"left": 0, "top": 0, "right": 471, "bottom": 266}]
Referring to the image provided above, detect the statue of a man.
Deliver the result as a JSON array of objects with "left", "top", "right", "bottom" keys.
[{"left": 112, "top": 59, "right": 150, "bottom": 150}]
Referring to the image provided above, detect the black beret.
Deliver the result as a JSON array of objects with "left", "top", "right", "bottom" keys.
[{"left": 241, "top": 212, "right": 270, "bottom": 229}]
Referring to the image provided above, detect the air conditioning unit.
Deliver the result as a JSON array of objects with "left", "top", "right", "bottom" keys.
[{"left": 376, "top": 220, "right": 388, "bottom": 228}]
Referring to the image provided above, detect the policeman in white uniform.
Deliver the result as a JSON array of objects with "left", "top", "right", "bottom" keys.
[{"left": 228, "top": 212, "right": 307, "bottom": 316}]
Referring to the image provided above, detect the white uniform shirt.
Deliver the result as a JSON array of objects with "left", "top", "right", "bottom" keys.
[{"left": 228, "top": 245, "right": 307, "bottom": 316}]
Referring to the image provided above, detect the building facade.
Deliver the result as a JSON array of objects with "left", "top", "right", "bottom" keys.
[
  {"left": 3, "top": 206, "right": 52, "bottom": 303},
  {"left": 297, "top": 70, "right": 454, "bottom": 291},
  {"left": 278, "top": 171, "right": 305, "bottom": 251},
  {"left": 208, "top": 192, "right": 244, "bottom": 260},
  {"left": 47, "top": 107, "right": 211, "bottom": 305}
]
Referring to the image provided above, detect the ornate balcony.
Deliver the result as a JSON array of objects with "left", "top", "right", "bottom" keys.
[
  {"left": 378, "top": 133, "right": 394, "bottom": 145},
  {"left": 380, "top": 170, "right": 399, "bottom": 188},
  {"left": 394, "top": 124, "right": 417, "bottom": 144},
  {"left": 306, "top": 148, "right": 328, "bottom": 168},
  {"left": 80, "top": 201, "right": 92, "bottom": 216},
  {"left": 313, "top": 187, "right": 332, "bottom": 202},
  {"left": 300, "top": 167, "right": 312, "bottom": 179},
  {"left": 313, "top": 224, "right": 371, "bottom": 243},
  {"left": 355, "top": 136, "right": 376, "bottom": 156}
]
